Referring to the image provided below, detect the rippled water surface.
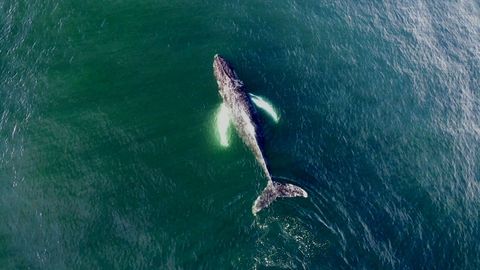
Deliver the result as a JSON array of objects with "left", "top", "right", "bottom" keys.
[{"left": 1, "top": 0, "right": 479, "bottom": 269}]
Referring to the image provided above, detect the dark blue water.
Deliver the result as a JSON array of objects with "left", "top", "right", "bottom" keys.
[{"left": 1, "top": 0, "right": 479, "bottom": 269}]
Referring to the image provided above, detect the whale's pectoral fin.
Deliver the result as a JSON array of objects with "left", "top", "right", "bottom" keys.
[
  {"left": 216, "top": 103, "right": 231, "bottom": 147},
  {"left": 248, "top": 93, "right": 280, "bottom": 123},
  {"left": 252, "top": 180, "right": 308, "bottom": 215}
]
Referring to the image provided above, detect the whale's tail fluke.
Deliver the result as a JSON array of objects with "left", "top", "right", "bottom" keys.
[{"left": 252, "top": 180, "right": 308, "bottom": 215}]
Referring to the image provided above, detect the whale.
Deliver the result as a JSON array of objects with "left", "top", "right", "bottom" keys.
[{"left": 213, "top": 54, "right": 307, "bottom": 215}]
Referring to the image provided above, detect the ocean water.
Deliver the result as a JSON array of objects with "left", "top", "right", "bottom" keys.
[{"left": 1, "top": 0, "right": 479, "bottom": 269}]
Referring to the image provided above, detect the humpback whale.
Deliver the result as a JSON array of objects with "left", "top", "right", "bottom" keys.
[{"left": 213, "top": 54, "right": 307, "bottom": 215}]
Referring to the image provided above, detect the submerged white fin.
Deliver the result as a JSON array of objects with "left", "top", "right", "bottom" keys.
[
  {"left": 216, "top": 103, "right": 231, "bottom": 147},
  {"left": 252, "top": 181, "right": 308, "bottom": 215},
  {"left": 249, "top": 93, "right": 280, "bottom": 123}
]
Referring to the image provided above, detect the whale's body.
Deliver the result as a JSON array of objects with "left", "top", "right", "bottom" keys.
[{"left": 213, "top": 54, "right": 307, "bottom": 215}]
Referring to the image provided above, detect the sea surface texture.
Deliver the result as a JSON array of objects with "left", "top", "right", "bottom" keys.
[{"left": 1, "top": 0, "right": 479, "bottom": 269}]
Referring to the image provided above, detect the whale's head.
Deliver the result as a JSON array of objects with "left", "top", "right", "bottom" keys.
[{"left": 213, "top": 54, "right": 242, "bottom": 99}]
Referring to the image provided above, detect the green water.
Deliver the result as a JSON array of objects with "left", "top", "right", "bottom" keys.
[{"left": 1, "top": 0, "right": 479, "bottom": 269}]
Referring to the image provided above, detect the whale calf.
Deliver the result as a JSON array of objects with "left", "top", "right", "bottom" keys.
[{"left": 213, "top": 54, "right": 307, "bottom": 215}]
